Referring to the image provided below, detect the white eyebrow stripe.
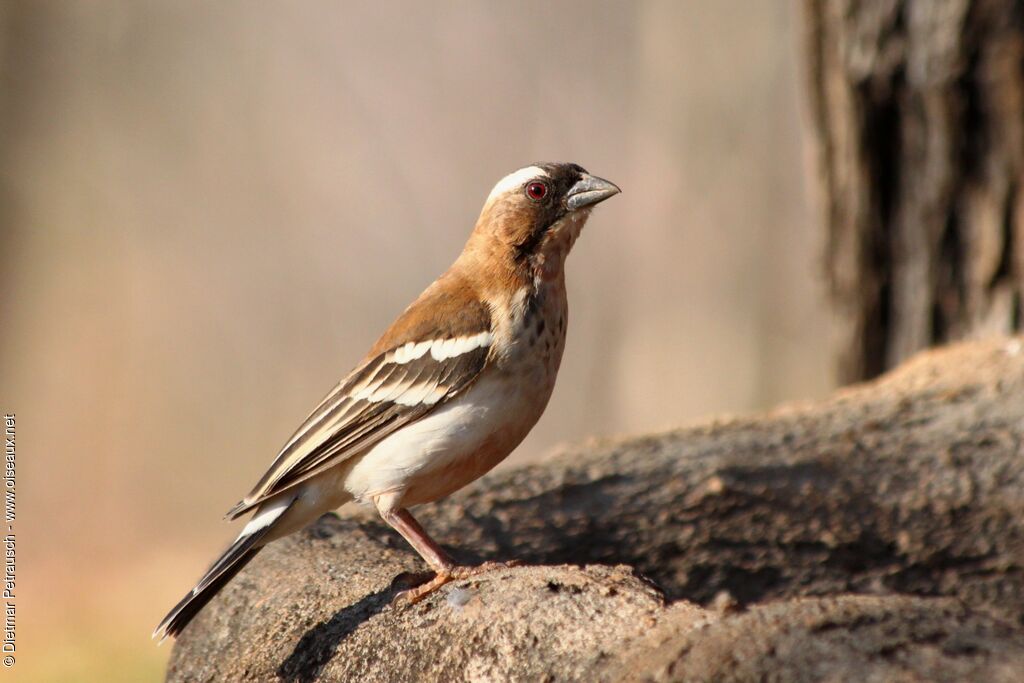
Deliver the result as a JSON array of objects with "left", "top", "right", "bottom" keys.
[{"left": 485, "top": 166, "right": 548, "bottom": 205}]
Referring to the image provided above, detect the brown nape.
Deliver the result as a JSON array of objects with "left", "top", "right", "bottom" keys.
[
  {"left": 470, "top": 199, "right": 537, "bottom": 254},
  {"left": 457, "top": 208, "right": 536, "bottom": 297}
]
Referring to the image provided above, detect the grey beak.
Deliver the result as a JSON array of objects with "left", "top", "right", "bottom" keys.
[{"left": 565, "top": 174, "right": 621, "bottom": 210}]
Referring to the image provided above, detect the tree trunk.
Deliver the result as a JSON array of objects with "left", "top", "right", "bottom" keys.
[{"left": 804, "top": 0, "right": 1024, "bottom": 382}]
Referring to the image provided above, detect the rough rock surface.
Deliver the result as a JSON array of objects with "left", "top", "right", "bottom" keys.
[{"left": 167, "top": 337, "right": 1024, "bottom": 681}]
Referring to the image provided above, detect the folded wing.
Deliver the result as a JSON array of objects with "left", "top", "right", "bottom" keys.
[{"left": 226, "top": 328, "right": 493, "bottom": 519}]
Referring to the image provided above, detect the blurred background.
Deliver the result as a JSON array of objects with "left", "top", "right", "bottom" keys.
[{"left": 0, "top": 1, "right": 832, "bottom": 680}]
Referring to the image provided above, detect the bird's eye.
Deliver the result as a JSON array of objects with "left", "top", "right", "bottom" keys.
[{"left": 526, "top": 182, "right": 548, "bottom": 201}]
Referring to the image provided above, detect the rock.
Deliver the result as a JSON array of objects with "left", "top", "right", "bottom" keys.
[
  {"left": 613, "top": 595, "right": 1024, "bottom": 682},
  {"left": 167, "top": 337, "right": 1024, "bottom": 681}
]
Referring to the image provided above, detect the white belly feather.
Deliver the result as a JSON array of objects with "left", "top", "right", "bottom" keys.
[{"left": 342, "top": 372, "right": 541, "bottom": 507}]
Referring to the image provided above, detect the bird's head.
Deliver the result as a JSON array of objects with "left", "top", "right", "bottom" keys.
[{"left": 465, "top": 162, "right": 620, "bottom": 281}]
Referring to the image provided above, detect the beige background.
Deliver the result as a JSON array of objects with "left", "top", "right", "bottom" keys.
[{"left": 0, "top": 2, "right": 831, "bottom": 680}]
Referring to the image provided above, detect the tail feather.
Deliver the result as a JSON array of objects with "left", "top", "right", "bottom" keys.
[
  {"left": 154, "top": 496, "right": 297, "bottom": 642},
  {"left": 153, "top": 545, "right": 261, "bottom": 642},
  {"left": 223, "top": 498, "right": 249, "bottom": 521}
]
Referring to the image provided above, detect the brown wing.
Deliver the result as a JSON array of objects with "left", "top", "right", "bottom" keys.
[{"left": 226, "top": 272, "right": 492, "bottom": 518}]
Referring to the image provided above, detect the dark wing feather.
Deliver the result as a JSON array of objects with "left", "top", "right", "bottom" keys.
[{"left": 226, "top": 338, "right": 491, "bottom": 519}]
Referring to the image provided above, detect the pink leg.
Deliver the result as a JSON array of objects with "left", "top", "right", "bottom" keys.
[
  {"left": 375, "top": 500, "right": 518, "bottom": 604},
  {"left": 379, "top": 507, "right": 455, "bottom": 573}
]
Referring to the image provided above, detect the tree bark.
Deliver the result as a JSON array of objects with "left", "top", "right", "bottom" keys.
[
  {"left": 804, "top": 0, "right": 1024, "bottom": 382},
  {"left": 167, "top": 337, "right": 1024, "bottom": 681}
]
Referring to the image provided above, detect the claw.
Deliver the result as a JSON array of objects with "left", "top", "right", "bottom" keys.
[
  {"left": 391, "top": 560, "right": 523, "bottom": 605},
  {"left": 389, "top": 570, "right": 435, "bottom": 591}
]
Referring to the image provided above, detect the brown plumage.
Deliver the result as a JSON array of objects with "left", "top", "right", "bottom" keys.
[{"left": 155, "top": 162, "right": 619, "bottom": 641}]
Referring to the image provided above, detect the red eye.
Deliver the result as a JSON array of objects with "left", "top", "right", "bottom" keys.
[{"left": 526, "top": 182, "right": 548, "bottom": 200}]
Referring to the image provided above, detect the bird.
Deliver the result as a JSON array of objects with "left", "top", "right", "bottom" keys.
[{"left": 154, "top": 162, "right": 620, "bottom": 641}]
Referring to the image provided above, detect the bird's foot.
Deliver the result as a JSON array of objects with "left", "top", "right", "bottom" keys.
[{"left": 392, "top": 560, "right": 523, "bottom": 605}]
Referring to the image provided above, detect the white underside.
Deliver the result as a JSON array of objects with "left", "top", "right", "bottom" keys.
[{"left": 343, "top": 372, "right": 530, "bottom": 505}]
